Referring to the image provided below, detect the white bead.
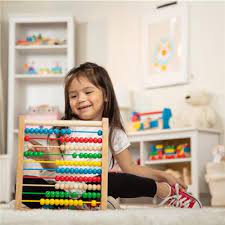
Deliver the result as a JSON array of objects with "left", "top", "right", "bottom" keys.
[
  {"left": 98, "top": 146, "right": 102, "bottom": 151},
  {"left": 79, "top": 183, "right": 83, "bottom": 189},
  {"left": 96, "top": 184, "right": 101, "bottom": 191},
  {"left": 69, "top": 184, "right": 74, "bottom": 189},
  {"left": 89, "top": 146, "right": 93, "bottom": 151},
  {"left": 55, "top": 183, "right": 60, "bottom": 189},
  {"left": 60, "top": 184, "right": 65, "bottom": 190},
  {"left": 83, "top": 184, "right": 88, "bottom": 190},
  {"left": 87, "top": 184, "right": 92, "bottom": 190},
  {"left": 73, "top": 183, "right": 78, "bottom": 189},
  {"left": 27, "top": 143, "right": 33, "bottom": 150},
  {"left": 92, "top": 184, "right": 97, "bottom": 191},
  {"left": 65, "top": 145, "right": 70, "bottom": 151},
  {"left": 64, "top": 184, "right": 69, "bottom": 189},
  {"left": 60, "top": 145, "right": 65, "bottom": 151},
  {"left": 79, "top": 146, "right": 84, "bottom": 150}
]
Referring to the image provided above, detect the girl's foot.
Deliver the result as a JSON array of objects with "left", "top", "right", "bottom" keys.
[{"left": 159, "top": 183, "right": 203, "bottom": 208}]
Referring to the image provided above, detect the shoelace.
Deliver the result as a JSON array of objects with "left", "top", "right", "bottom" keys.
[{"left": 159, "top": 184, "right": 192, "bottom": 208}]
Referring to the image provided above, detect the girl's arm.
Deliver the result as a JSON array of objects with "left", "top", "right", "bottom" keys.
[
  {"left": 28, "top": 139, "right": 62, "bottom": 169},
  {"left": 114, "top": 148, "right": 187, "bottom": 190}
]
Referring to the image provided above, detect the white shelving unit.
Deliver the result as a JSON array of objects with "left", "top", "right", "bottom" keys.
[
  {"left": 6, "top": 16, "right": 75, "bottom": 201},
  {"left": 127, "top": 127, "right": 222, "bottom": 200}
]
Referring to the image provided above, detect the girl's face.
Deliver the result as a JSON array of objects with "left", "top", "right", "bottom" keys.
[{"left": 68, "top": 76, "right": 105, "bottom": 121}]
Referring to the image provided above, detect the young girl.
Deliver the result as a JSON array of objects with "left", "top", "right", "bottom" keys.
[{"left": 26, "top": 62, "right": 202, "bottom": 209}]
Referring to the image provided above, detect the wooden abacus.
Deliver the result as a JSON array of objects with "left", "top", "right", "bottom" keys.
[{"left": 15, "top": 116, "right": 108, "bottom": 210}]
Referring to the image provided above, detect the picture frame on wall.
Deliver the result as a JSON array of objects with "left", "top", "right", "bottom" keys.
[{"left": 142, "top": 2, "right": 189, "bottom": 89}]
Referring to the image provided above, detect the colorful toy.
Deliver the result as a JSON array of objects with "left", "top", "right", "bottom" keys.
[
  {"left": 23, "top": 62, "right": 37, "bottom": 75},
  {"left": 163, "top": 145, "right": 176, "bottom": 159},
  {"left": 149, "top": 144, "right": 163, "bottom": 160},
  {"left": 16, "top": 34, "right": 66, "bottom": 46},
  {"left": 16, "top": 116, "right": 108, "bottom": 210},
  {"left": 131, "top": 108, "right": 172, "bottom": 131}
]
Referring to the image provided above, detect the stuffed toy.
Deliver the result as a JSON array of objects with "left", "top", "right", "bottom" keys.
[{"left": 171, "top": 90, "right": 217, "bottom": 129}]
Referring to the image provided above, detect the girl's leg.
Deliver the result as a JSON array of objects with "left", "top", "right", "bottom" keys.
[{"left": 108, "top": 172, "right": 157, "bottom": 198}]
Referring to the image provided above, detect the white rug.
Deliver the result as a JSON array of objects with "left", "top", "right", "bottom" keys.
[{"left": 1, "top": 207, "right": 225, "bottom": 225}]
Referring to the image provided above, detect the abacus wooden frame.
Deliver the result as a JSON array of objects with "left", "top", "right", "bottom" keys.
[{"left": 15, "top": 116, "right": 108, "bottom": 210}]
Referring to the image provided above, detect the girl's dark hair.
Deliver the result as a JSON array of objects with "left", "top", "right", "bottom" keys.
[{"left": 63, "top": 62, "right": 125, "bottom": 167}]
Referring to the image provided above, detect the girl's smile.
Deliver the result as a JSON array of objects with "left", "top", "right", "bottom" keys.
[{"left": 68, "top": 76, "right": 105, "bottom": 121}]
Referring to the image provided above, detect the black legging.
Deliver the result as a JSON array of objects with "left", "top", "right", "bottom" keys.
[{"left": 21, "top": 172, "right": 157, "bottom": 208}]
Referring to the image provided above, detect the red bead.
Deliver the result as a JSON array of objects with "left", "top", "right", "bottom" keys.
[
  {"left": 92, "top": 177, "right": 97, "bottom": 183},
  {"left": 97, "top": 138, "right": 102, "bottom": 143},
  {"left": 87, "top": 177, "right": 92, "bottom": 182},
  {"left": 60, "top": 176, "right": 64, "bottom": 181},
  {"left": 97, "top": 177, "right": 101, "bottom": 182},
  {"left": 65, "top": 137, "right": 70, "bottom": 143},
  {"left": 55, "top": 176, "right": 60, "bottom": 181},
  {"left": 78, "top": 177, "right": 83, "bottom": 182},
  {"left": 64, "top": 176, "right": 69, "bottom": 181},
  {"left": 24, "top": 136, "right": 30, "bottom": 141},
  {"left": 74, "top": 137, "right": 79, "bottom": 143},
  {"left": 83, "top": 177, "right": 88, "bottom": 182},
  {"left": 69, "top": 176, "right": 74, "bottom": 181},
  {"left": 88, "top": 138, "right": 93, "bottom": 143},
  {"left": 59, "top": 137, "right": 65, "bottom": 143},
  {"left": 79, "top": 137, "right": 84, "bottom": 143},
  {"left": 69, "top": 137, "right": 74, "bottom": 142},
  {"left": 93, "top": 138, "right": 97, "bottom": 143},
  {"left": 84, "top": 138, "right": 88, "bottom": 143},
  {"left": 73, "top": 176, "right": 78, "bottom": 182}
]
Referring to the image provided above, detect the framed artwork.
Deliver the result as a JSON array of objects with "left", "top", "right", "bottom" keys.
[{"left": 142, "top": 3, "right": 189, "bottom": 89}]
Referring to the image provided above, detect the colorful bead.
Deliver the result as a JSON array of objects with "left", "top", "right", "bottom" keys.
[
  {"left": 73, "top": 200, "right": 78, "bottom": 206},
  {"left": 54, "top": 128, "right": 59, "bottom": 134},
  {"left": 24, "top": 136, "right": 30, "bottom": 141},
  {"left": 78, "top": 200, "right": 83, "bottom": 206},
  {"left": 60, "top": 145, "right": 65, "bottom": 151},
  {"left": 40, "top": 198, "right": 45, "bottom": 205},
  {"left": 91, "top": 200, "right": 97, "bottom": 207},
  {"left": 61, "top": 129, "right": 66, "bottom": 135},
  {"left": 54, "top": 199, "right": 60, "bottom": 206},
  {"left": 66, "top": 129, "right": 72, "bottom": 135}
]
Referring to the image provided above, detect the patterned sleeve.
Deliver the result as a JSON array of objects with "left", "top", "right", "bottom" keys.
[{"left": 111, "top": 128, "right": 130, "bottom": 155}]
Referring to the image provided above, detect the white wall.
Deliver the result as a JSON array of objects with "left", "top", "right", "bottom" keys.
[{"left": 1, "top": 1, "right": 225, "bottom": 142}]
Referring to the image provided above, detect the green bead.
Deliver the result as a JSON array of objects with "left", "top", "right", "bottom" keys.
[
  {"left": 88, "top": 153, "right": 92, "bottom": 158},
  {"left": 84, "top": 153, "right": 88, "bottom": 158},
  {"left": 60, "top": 191, "right": 65, "bottom": 198},
  {"left": 24, "top": 151, "right": 29, "bottom": 157},
  {"left": 28, "top": 151, "right": 34, "bottom": 157},
  {"left": 98, "top": 153, "right": 102, "bottom": 158},
  {"left": 96, "top": 193, "right": 101, "bottom": 199},
  {"left": 92, "top": 192, "right": 97, "bottom": 199},
  {"left": 65, "top": 192, "right": 69, "bottom": 198},
  {"left": 45, "top": 191, "right": 51, "bottom": 198},
  {"left": 79, "top": 153, "right": 83, "bottom": 158},
  {"left": 93, "top": 153, "right": 97, "bottom": 159},
  {"left": 71, "top": 192, "right": 77, "bottom": 198},
  {"left": 87, "top": 192, "right": 92, "bottom": 199},
  {"left": 55, "top": 191, "right": 60, "bottom": 198},
  {"left": 33, "top": 151, "right": 39, "bottom": 157},
  {"left": 39, "top": 152, "right": 44, "bottom": 157},
  {"left": 72, "top": 153, "right": 77, "bottom": 158},
  {"left": 50, "top": 191, "right": 55, "bottom": 198},
  {"left": 82, "top": 193, "right": 88, "bottom": 199}
]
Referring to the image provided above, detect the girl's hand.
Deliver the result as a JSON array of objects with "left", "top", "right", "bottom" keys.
[{"left": 161, "top": 172, "right": 188, "bottom": 191}]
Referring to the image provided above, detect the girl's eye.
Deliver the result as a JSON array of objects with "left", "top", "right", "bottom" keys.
[
  {"left": 86, "top": 91, "right": 93, "bottom": 95},
  {"left": 70, "top": 95, "right": 77, "bottom": 99}
]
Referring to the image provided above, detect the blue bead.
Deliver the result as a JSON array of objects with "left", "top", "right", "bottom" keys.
[
  {"left": 34, "top": 128, "right": 39, "bottom": 134},
  {"left": 39, "top": 128, "right": 44, "bottom": 134},
  {"left": 48, "top": 129, "right": 53, "bottom": 134},
  {"left": 97, "top": 130, "right": 103, "bottom": 136},
  {"left": 29, "top": 128, "right": 34, "bottom": 134},
  {"left": 60, "top": 168, "right": 65, "bottom": 173},
  {"left": 79, "top": 168, "right": 83, "bottom": 174},
  {"left": 70, "top": 168, "right": 75, "bottom": 174},
  {"left": 83, "top": 169, "right": 87, "bottom": 174},
  {"left": 66, "top": 129, "right": 71, "bottom": 135},
  {"left": 56, "top": 168, "right": 60, "bottom": 173},
  {"left": 24, "top": 128, "right": 30, "bottom": 134},
  {"left": 65, "top": 168, "right": 70, "bottom": 173},
  {"left": 54, "top": 129, "right": 59, "bottom": 134},
  {"left": 74, "top": 168, "right": 79, "bottom": 174},
  {"left": 87, "top": 169, "right": 92, "bottom": 174},
  {"left": 61, "top": 129, "right": 66, "bottom": 135},
  {"left": 97, "top": 169, "right": 102, "bottom": 174},
  {"left": 43, "top": 128, "right": 48, "bottom": 134},
  {"left": 92, "top": 169, "right": 96, "bottom": 174}
]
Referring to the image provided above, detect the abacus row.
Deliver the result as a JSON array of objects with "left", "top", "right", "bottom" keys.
[
  {"left": 55, "top": 175, "right": 101, "bottom": 182},
  {"left": 44, "top": 191, "right": 101, "bottom": 199},
  {"left": 54, "top": 183, "right": 101, "bottom": 191},
  {"left": 55, "top": 167, "right": 102, "bottom": 174}
]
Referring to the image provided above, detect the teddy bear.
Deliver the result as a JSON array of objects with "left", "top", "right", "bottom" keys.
[{"left": 171, "top": 90, "right": 217, "bottom": 129}]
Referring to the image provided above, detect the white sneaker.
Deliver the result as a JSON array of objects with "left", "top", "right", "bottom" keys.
[
  {"left": 159, "top": 183, "right": 203, "bottom": 208},
  {"left": 107, "top": 196, "right": 120, "bottom": 209}
]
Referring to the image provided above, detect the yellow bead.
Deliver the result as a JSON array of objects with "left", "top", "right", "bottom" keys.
[
  {"left": 79, "top": 161, "right": 84, "bottom": 166},
  {"left": 68, "top": 161, "right": 73, "bottom": 166},
  {"left": 60, "top": 145, "right": 65, "bottom": 151},
  {"left": 64, "top": 199, "right": 69, "bottom": 206},
  {"left": 69, "top": 199, "right": 74, "bottom": 206},
  {"left": 78, "top": 200, "right": 83, "bottom": 206},
  {"left": 73, "top": 200, "right": 78, "bottom": 206},
  {"left": 50, "top": 199, "right": 55, "bottom": 205},
  {"left": 45, "top": 199, "right": 50, "bottom": 205},
  {"left": 59, "top": 199, "right": 64, "bottom": 206},
  {"left": 40, "top": 198, "right": 45, "bottom": 205},
  {"left": 55, "top": 160, "right": 60, "bottom": 166},
  {"left": 59, "top": 160, "right": 64, "bottom": 166},
  {"left": 83, "top": 161, "right": 88, "bottom": 166},
  {"left": 64, "top": 161, "right": 70, "bottom": 166},
  {"left": 54, "top": 199, "right": 60, "bottom": 206},
  {"left": 91, "top": 200, "right": 97, "bottom": 207},
  {"left": 97, "top": 162, "right": 102, "bottom": 167}
]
